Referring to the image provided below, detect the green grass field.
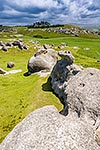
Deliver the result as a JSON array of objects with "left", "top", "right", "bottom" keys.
[{"left": 0, "top": 27, "right": 100, "bottom": 142}]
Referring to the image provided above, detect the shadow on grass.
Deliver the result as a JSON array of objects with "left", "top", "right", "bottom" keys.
[
  {"left": 42, "top": 77, "right": 52, "bottom": 92},
  {"left": 42, "top": 76, "right": 68, "bottom": 116},
  {"left": 23, "top": 72, "right": 31, "bottom": 77}
]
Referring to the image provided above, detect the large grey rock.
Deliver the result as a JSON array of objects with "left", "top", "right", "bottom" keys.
[
  {"left": 51, "top": 51, "right": 82, "bottom": 106},
  {"left": 51, "top": 50, "right": 100, "bottom": 125},
  {"left": 66, "top": 68, "right": 100, "bottom": 125},
  {"left": 0, "top": 106, "right": 99, "bottom": 150},
  {"left": 28, "top": 48, "right": 58, "bottom": 74}
]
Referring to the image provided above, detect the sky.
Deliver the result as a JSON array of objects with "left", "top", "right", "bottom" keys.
[{"left": 0, "top": 0, "right": 100, "bottom": 26}]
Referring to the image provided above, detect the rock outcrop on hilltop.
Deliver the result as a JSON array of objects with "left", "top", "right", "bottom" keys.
[
  {"left": 27, "top": 48, "right": 58, "bottom": 74},
  {"left": 44, "top": 26, "right": 100, "bottom": 36},
  {"left": 0, "top": 106, "right": 100, "bottom": 150}
]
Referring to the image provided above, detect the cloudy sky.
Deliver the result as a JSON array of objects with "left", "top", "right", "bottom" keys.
[{"left": 0, "top": 0, "right": 100, "bottom": 25}]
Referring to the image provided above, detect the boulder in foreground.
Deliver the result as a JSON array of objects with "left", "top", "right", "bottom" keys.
[{"left": 0, "top": 106, "right": 99, "bottom": 150}]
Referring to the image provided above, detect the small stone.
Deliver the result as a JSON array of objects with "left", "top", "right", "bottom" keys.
[{"left": 7, "top": 62, "right": 15, "bottom": 68}]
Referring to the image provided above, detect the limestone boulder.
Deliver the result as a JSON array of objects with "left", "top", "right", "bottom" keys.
[
  {"left": 2, "top": 46, "right": 8, "bottom": 52},
  {"left": 51, "top": 50, "right": 100, "bottom": 124},
  {"left": 28, "top": 48, "right": 58, "bottom": 74},
  {"left": 51, "top": 51, "right": 82, "bottom": 102},
  {"left": 0, "top": 106, "right": 99, "bottom": 150},
  {"left": 65, "top": 68, "right": 100, "bottom": 125}
]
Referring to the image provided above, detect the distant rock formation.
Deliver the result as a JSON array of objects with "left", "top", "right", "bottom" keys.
[
  {"left": 0, "top": 40, "right": 28, "bottom": 52},
  {"left": 44, "top": 26, "right": 99, "bottom": 37},
  {"left": 12, "top": 40, "right": 28, "bottom": 50},
  {"left": 0, "top": 106, "right": 99, "bottom": 150},
  {"left": 27, "top": 48, "right": 58, "bottom": 75}
]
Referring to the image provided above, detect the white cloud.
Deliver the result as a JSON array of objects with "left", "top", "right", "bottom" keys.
[
  {"left": 6, "top": 0, "right": 60, "bottom": 9},
  {"left": 0, "top": 0, "right": 99, "bottom": 25},
  {"left": 2, "top": 6, "right": 21, "bottom": 16}
]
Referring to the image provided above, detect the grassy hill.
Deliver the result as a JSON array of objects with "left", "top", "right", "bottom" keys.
[{"left": 0, "top": 25, "right": 100, "bottom": 142}]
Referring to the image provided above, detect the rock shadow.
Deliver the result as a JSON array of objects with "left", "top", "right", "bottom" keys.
[
  {"left": 42, "top": 77, "right": 53, "bottom": 92},
  {"left": 23, "top": 72, "right": 31, "bottom": 77},
  {"left": 42, "top": 76, "right": 69, "bottom": 116}
]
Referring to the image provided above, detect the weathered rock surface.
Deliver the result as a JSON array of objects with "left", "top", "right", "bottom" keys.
[
  {"left": 58, "top": 50, "right": 75, "bottom": 64},
  {"left": 51, "top": 51, "right": 82, "bottom": 105},
  {"left": 28, "top": 48, "right": 58, "bottom": 74},
  {"left": 0, "top": 106, "right": 99, "bottom": 150},
  {"left": 50, "top": 50, "right": 100, "bottom": 147},
  {"left": 95, "top": 126, "right": 100, "bottom": 146},
  {"left": 65, "top": 68, "right": 100, "bottom": 124},
  {"left": 51, "top": 51, "right": 100, "bottom": 120}
]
